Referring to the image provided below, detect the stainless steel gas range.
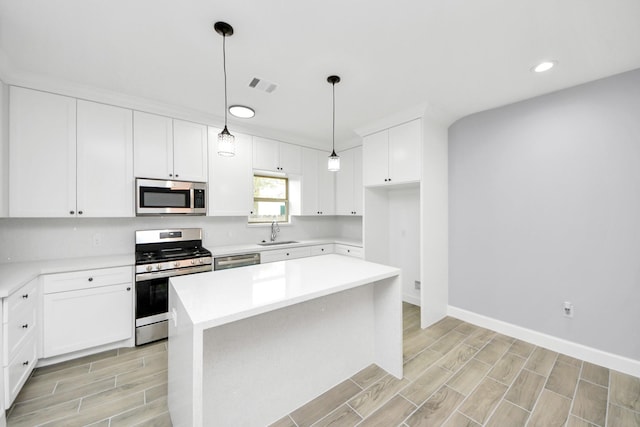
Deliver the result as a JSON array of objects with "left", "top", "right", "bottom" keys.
[{"left": 134, "top": 228, "right": 212, "bottom": 345}]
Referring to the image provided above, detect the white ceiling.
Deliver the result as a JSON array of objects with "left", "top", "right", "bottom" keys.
[{"left": 1, "top": 0, "right": 640, "bottom": 150}]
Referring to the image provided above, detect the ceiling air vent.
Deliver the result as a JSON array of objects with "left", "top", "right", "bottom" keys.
[{"left": 249, "top": 77, "right": 277, "bottom": 93}]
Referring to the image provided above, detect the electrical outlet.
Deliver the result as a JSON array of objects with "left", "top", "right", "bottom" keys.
[
  {"left": 563, "top": 301, "right": 574, "bottom": 318},
  {"left": 93, "top": 233, "right": 102, "bottom": 247},
  {"left": 414, "top": 280, "right": 421, "bottom": 290}
]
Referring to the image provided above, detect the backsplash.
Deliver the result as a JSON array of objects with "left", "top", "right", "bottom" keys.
[{"left": 0, "top": 216, "right": 362, "bottom": 263}]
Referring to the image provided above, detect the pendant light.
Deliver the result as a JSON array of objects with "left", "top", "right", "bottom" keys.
[
  {"left": 214, "top": 21, "right": 235, "bottom": 157},
  {"left": 327, "top": 75, "right": 341, "bottom": 172}
]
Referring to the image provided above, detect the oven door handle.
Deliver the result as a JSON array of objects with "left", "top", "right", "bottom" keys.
[{"left": 135, "top": 265, "right": 212, "bottom": 282}]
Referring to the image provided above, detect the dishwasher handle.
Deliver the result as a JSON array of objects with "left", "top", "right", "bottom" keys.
[{"left": 214, "top": 253, "right": 261, "bottom": 270}]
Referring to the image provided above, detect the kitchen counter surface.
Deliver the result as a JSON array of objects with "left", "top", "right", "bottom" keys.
[
  {"left": 0, "top": 254, "right": 134, "bottom": 297},
  {"left": 208, "top": 237, "right": 362, "bottom": 257},
  {"left": 170, "top": 253, "right": 396, "bottom": 330}
]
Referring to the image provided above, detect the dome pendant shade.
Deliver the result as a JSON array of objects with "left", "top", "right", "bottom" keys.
[
  {"left": 327, "top": 75, "right": 341, "bottom": 172},
  {"left": 217, "top": 126, "right": 235, "bottom": 156},
  {"left": 214, "top": 21, "right": 235, "bottom": 157}
]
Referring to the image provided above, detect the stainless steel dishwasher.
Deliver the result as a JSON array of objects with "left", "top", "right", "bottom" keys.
[{"left": 213, "top": 253, "right": 261, "bottom": 270}]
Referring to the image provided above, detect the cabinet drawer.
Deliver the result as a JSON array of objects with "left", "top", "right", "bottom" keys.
[
  {"left": 43, "top": 266, "right": 133, "bottom": 294},
  {"left": 5, "top": 333, "right": 37, "bottom": 407},
  {"left": 4, "top": 278, "right": 38, "bottom": 323},
  {"left": 310, "top": 244, "right": 334, "bottom": 256},
  {"left": 335, "top": 245, "right": 363, "bottom": 259},
  {"left": 4, "top": 302, "right": 37, "bottom": 363},
  {"left": 260, "top": 247, "right": 312, "bottom": 263}
]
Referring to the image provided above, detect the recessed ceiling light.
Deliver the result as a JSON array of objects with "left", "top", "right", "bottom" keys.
[
  {"left": 532, "top": 61, "right": 557, "bottom": 73},
  {"left": 229, "top": 105, "right": 255, "bottom": 118}
]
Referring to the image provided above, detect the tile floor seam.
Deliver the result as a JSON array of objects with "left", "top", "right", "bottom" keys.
[{"left": 604, "top": 367, "right": 612, "bottom": 427}]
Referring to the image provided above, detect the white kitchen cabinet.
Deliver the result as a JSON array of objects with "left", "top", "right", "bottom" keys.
[
  {"left": 253, "top": 137, "right": 301, "bottom": 174},
  {"left": 309, "top": 244, "right": 334, "bottom": 256},
  {"left": 208, "top": 128, "right": 253, "bottom": 216},
  {"left": 3, "top": 277, "right": 38, "bottom": 407},
  {"left": 42, "top": 266, "right": 133, "bottom": 358},
  {"left": 335, "top": 244, "right": 364, "bottom": 259},
  {"left": 77, "top": 100, "right": 133, "bottom": 217},
  {"left": 9, "top": 88, "right": 134, "bottom": 218},
  {"left": 9, "top": 87, "right": 77, "bottom": 217},
  {"left": 260, "top": 247, "right": 312, "bottom": 263},
  {"left": 134, "top": 112, "right": 208, "bottom": 182},
  {"left": 317, "top": 150, "right": 336, "bottom": 215},
  {"left": 299, "top": 148, "right": 335, "bottom": 215},
  {"left": 363, "top": 119, "right": 421, "bottom": 186},
  {"left": 335, "top": 146, "right": 363, "bottom": 215},
  {"left": 173, "top": 120, "right": 208, "bottom": 182},
  {"left": 133, "top": 111, "right": 173, "bottom": 180}
]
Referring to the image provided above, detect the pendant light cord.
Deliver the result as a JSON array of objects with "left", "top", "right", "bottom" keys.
[
  {"left": 332, "top": 81, "right": 336, "bottom": 152},
  {"left": 222, "top": 33, "right": 228, "bottom": 128}
]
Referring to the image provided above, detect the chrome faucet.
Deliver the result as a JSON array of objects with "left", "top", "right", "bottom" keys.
[{"left": 270, "top": 221, "right": 280, "bottom": 242}]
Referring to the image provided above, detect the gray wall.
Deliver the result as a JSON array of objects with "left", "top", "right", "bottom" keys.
[{"left": 449, "top": 69, "right": 640, "bottom": 360}]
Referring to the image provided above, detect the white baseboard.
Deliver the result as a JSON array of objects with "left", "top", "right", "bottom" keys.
[
  {"left": 403, "top": 294, "right": 420, "bottom": 306},
  {"left": 448, "top": 305, "right": 640, "bottom": 378}
]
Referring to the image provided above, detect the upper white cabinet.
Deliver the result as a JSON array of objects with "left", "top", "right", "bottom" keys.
[
  {"left": 133, "top": 112, "right": 207, "bottom": 182},
  {"left": 300, "top": 148, "right": 335, "bottom": 215},
  {"left": 173, "top": 120, "right": 208, "bottom": 182},
  {"left": 77, "top": 100, "right": 133, "bottom": 217},
  {"left": 253, "top": 137, "right": 301, "bottom": 175},
  {"left": 9, "top": 87, "right": 77, "bottom": 217},
  {"left": 208, "top": 128, "right": 253, "bottom": 216},
  {"left": 335, "top": 146, "right": 363, "bottom": 215},
  {"left": 9, "top": 88, "right": 133, "bottom": 218},
  {"left": 363, "top": 119, "right": 421, "bottom": 186}
]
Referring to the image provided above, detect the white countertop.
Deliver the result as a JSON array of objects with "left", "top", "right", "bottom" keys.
[
  {"left": 169, "top": 254, "right": 399, "bottom": 330},
  {"left": 209, "top": 237, "right": 362, "bottom": 257},
  {"left": 0, "top": 254, "right": 134, "bottom": 297}
]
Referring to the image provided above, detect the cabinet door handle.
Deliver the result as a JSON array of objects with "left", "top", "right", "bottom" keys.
[
  {"left": 23, "top": 361, "right": 29, "bottom": 366},
  {"left": 22, "top": 294, "right": 29, "bottom": 299},
  {"left": 321, "top": 248, "right": 324, "bottom": 252},
  {"left": 127, "top": 287, "right": 131, "bottom": 291},
  {"left": 286, "top": 253, "right": 290, "bottom": 256},
  {"left": 78, "top": 210, "right": 83, "bottom": 215},
  {"left": 169, "top": 173, "right": 173, "bottom": 177},
  {"left": 22, "top": 324, "right": 28, "bottom": 329},
  {"left": 69, "top": 210, "right": 75, "bottom": 215},
  {"left": 175, "top": 174, "right": 179, "bottom": 178},
  {"left": 88, "top": 277, "right": 94, "bottom": 282}
]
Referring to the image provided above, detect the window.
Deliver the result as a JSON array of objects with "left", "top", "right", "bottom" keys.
[{"left": 249, "top": 175, "right": 289, "bottom": 223}]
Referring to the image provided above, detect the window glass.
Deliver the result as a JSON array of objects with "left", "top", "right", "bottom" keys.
[{"left": 249, "top": 175, "right": 288, "bottom": 223}]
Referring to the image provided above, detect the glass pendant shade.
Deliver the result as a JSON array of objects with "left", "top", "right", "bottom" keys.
[
  {"left": 328, "top": 150, "right": 340, "bottom": 172},
  {"left": 217, "top": 126, "right": 235, "bottom": 156}
]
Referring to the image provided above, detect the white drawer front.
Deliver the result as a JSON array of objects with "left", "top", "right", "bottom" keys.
[
  {"left": 310, "top": 244, "right": 334, "bottom": 256},
  {"left": 260, "top": 247, "right": 312, "bottom": 263},
  {"left": 4, "top": 278, "right": 38, "bottom": 323},
  {"left": 4, "top": 302, "right": 37, "bottom": 363},
  {"left": 5, "top": 333, "right": 37, "bottom": 407},
  {"left": 43, "top": 266, "right": 133, "bottom": 294},
  {"left": 335, "top": 245, "right": 363, "bottom": 259}
]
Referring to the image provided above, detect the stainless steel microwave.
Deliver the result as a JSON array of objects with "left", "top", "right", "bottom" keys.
[{"left": 136, "top": 178, "right": 206, "bottom": 215}]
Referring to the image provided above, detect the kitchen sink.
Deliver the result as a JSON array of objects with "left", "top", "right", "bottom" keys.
[{"left": 257, "top": 240, "right": 299, "bottom": 246}]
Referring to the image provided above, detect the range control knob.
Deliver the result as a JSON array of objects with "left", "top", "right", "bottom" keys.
[
  {"left": 198, "top": 258, "right": 204, "bottom": 264},
  {"left": 174, "top": 261, "right": 180, "bottom": 267},
  {"left": 191, "top": 259, "right": 196, "bottom": 265},
  {"left": 146, "top": 265, "right": 152, "bottom": 272},
  {"left": 156, "top": 264, "right": 162, "bottom": 270}
]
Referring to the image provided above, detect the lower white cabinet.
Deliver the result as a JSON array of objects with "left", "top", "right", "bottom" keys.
[
  {"left": 309, "top": 244, "right": 334, "bottom": 256},
  {"left": 260, "top": 247, "right": 312, "bottom": 263},
  {"left": 42, "top": 266, "right": 133, "bottom": 358},
  {"left": 3, "top": 277, "right": 39, "bottom": 407},
  {"left": 335, "top": 244, "right": 364, "bottom": 259}
]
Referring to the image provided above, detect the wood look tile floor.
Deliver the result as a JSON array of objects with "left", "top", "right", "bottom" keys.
[{"left": 7, "top": 303, "right": 640, "bottom": 426}]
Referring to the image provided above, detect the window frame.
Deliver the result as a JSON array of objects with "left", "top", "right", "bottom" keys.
[{"left": 248, "top": 174, "right": 290, "bottom": 224}]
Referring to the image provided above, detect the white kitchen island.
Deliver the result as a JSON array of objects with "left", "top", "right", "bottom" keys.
[{"left": 167, "top": 254, "right": 402, "bottom": 427}]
